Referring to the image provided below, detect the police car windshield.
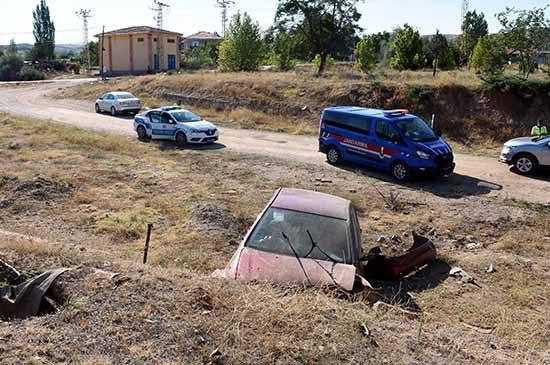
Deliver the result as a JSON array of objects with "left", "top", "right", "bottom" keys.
[
  {"left": 171, "top": 111, "right": 202, "bottom": 123},
  {"left": 396, "top": 117, "right": 438, "bottom": 142}
]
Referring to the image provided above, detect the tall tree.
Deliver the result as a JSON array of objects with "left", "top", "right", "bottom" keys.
[
  {"left": 7, "top": 39, "right": 18, "bottom": 55},
  {"left": 275, "top": 0, "right": 362, "bottom": 75},
  {"left": 470, "top": 35, "right": 507, "bottom": 78},
  {"left": 218, "top": 12, "right": 265, "bottom": 71},
  {"left": 390, "top": 24, "right": 425, "bottom": 71},
  {"left": 497, "top": 6, "right": 550, "bottom": 79},
  {"left": 428, "top": 30, "right": 450, "bottom": 76},
  {"left": 461, "top": 10, "right": 489, "bottom": 65},
  {"left": 31, "top": 0, "right": 56, "bottom": 61}
]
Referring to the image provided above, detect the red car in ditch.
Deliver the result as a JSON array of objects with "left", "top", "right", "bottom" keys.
[{"left": 215, "top": 188, "right": 436, "bottom": 291}]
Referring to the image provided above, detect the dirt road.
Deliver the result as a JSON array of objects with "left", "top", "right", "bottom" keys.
[{"left": 0, "top": 81, "right": 548, "bottom": 205}]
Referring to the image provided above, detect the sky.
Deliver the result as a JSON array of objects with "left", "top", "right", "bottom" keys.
[{"left": 0, "top": 0, "right": 548, "bottom": 45}]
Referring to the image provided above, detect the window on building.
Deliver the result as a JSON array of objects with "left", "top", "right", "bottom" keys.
[
  {"left": 137, "top": 37, "right": 144, "bottom": 42},
  {"left": 167, "top": 39, "right": 175, "bottom": 43},
  {"left": 153, "top": 38, "right": 157, "bottom": 42}
]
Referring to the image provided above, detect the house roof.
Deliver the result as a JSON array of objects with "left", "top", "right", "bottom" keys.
[
  {"left": 271, "top": 188, "right": 350, "bottom": 220},
  {"left": 183, "top": 31, "right": 223, "bottom": 41},
  {"left": 95, "top": 26, "right": 182, "bottom": 37}
]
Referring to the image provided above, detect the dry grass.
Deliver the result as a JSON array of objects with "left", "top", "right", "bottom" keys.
[{"left": 1, "top": 113, "right": 549, "bottom": 364}]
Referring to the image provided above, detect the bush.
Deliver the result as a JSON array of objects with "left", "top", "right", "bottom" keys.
[
  {"left": 0, "top": 54, "right": 24, "bottom": 81},
  {"left": 181, "top": 45, "right": 218, "bottom": 70},
  {"left": 312, "top": 54, "right": 335, "bottom": 71},
  {"left": 218, "top": 12, "right": 265, "bottom": 72},
  {"left": 17, "top": 66, "right": 45, "bottom": 81},
  {"left": 481, "top": 75, "right": 550, "bottom": 94},
  {"left": 471, "top": 36, "right": 507, "bottom": 77},
  {"left": 272, "top": 33, "right": 296, "bottom": 71},
  {"left": 390, "top": 24, "right": 425, "bottom": 70},
  {"left": 355, "top": 36, "right": 377, "bottom": 74}
]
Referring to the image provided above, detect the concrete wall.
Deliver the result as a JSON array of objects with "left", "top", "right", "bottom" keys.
[{"left": 99, "top": 32, "right": 181, "bottom": 75}]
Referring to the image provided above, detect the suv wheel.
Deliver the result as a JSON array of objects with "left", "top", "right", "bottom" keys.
[
  {"left": 514, "top": 154, "right": 537, "bottom": 175},
  {"left": 326, "top": 146, "right": 342, "bottom": 165},
  {"left": 392, "top": 161, "right": 410, "bottom": 181},
  {"left": 137, "top": 126, "right": 148, "bottom": 140},
  {"left": 176, "top": 132, "right": 188, "bottom": 146},
  {"left": 95, "top": 104, "right": 101, "bottom": 113},
  {"left": 110, "top": 106, "right": 117, "bottom": 116}
]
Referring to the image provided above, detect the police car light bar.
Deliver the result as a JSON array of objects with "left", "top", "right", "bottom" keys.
[{"left": 383, "top": 109, "right": 409, "bottom": 117}]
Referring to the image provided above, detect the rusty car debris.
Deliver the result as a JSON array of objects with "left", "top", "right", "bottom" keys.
[{"left": 214, "top": 188, "right": 437, "bottom": 291}]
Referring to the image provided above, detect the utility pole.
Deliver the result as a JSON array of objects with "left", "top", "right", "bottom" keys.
[
  {"left": 100, "top": 25, "right": 105, "bottom": 80},
  {"left": 461, "top": 0, "right": 469, "bottom": 27},
  {"left": 76, "top": 9, "right": 93, "bottom": 73},
  {"left": 152, "top": 0, "right": 170, "bottom": 72},
  {"left": 216, "top": 0, "right": 235, "bottom": 37}
]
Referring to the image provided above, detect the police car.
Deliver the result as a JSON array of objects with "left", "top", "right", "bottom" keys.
[
  {"left": 133, "top": 107, "right": 219, "bottom": 145},
  {"left": 319, "top": 107, "right": 455, "bottom": 181}
]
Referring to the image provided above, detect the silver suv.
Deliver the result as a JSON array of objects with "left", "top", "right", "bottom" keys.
[{"left": 500, "top": 136, "right": 550, "bottom": 174}]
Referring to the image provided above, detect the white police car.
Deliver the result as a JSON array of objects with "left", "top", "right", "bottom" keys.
[{"left": 133, "top": 107, "right": 219, "bottom": 145}]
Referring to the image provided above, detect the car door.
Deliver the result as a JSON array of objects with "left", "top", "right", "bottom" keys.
[
  {"left": 374, "top": 120, "right": 408, "bottom": 169},
  {"left": 540, "top": 138, "right": 550, "bottom": 166},
  {"left": 149, "top": 111, "right": 164, "bottom": 139},
  {"left": 160, "top": 112, "right": 178, "bottom": 140},
  {"left": 98, "top": 94, "right": 109, "bottom": 111}
]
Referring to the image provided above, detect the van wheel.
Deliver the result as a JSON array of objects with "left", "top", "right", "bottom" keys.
[
  {"left": 327, "top": 146, "right": 342, "bottom": 165},
  {"left": 392, "top": 161, "right": 410, "bottom": 181},
  {"left": 514, "top": 154, "right": 537, "bottom": 175},
  {"left": 176, "top": 132, "right": 188, "bottom": 146}
]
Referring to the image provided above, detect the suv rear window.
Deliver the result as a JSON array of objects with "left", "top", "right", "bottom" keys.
[{"left": 246, "top": 208, "right": 351, "bottom": 264}]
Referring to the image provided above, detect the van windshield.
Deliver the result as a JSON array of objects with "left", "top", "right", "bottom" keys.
[{"left": 396, "top": 117, "right": 438, "bottom": 142}]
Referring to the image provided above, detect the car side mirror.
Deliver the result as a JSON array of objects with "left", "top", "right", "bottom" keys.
[
  {"left": 547, "top": 142, "right": 550, "bottom": 149},
  {"left": 436, "top": 130, "right": 442, "bottom": 137},
  {"left": 391, "top": 135, "right": 401, "bottom": 145}
]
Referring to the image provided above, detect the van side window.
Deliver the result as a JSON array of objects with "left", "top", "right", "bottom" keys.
[
  {"left": 324, "top": 115, "right": 371, "bottom": 134},
  {"left": 376, "top": 121, "right": 400, "bottom": 141}
]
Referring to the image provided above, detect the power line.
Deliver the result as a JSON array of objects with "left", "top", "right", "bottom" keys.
[
  {"left": 216, "top": 0, "right": 235, "bottom": 37},
  {"left": 461, "top": 0, "right": 469, "bottom": 26},
  {"left": 151, "top": 0, "right": 170, "bottom": 72}
]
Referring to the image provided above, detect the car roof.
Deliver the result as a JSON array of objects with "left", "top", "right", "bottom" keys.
[
  {"left": 323, "top": 106, "right": 416, "bottom": 123},
  {"left": 270, "top": 188, "right": 351, "bottom": 220},
  {"left": 147, "top": 107, "right": 193, "bottom": 114},
  {"left": 108, "top": 92, "right": 135, "bottom": 96}
]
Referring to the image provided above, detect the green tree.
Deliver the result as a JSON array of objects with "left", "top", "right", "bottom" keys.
[
  {"left": 390, "top": 24, "right": 425, "bottom": 70},
  {"left": 218, "top": 12, "right": 265, "bottom": 71},
  {"left": 470, "top": 36, "right": 507, "bottom": 77},
  {"left": 272, "top": 32, "right": 296, "bottom": 71},
  {"left": 354, "top": 35, "right": 377, "bottom": 74},
  {"left": 7, "top": 39, "right": 18, "bottom": 55},
  {"left": 0, "top": 54, "right": 24, "bottom": 81},
  {"left": 78, "top": 42, "right": 98, "bottom": 66},
  {"left": 31, "top": 0, "right": 56, "bottom": 61},
  {"left": 428, "top": 30, "right": 453, "bottom": 76},
  {"left": 461, "top": 10, "right": 489, "bottom": 65},
  {"left": 497, "top": 6, "right": 550, "bottom": 79},
  {"left": 275, "top": 0, "right": 362, "bottom": 75}
]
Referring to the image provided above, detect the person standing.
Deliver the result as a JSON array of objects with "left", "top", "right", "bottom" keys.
[{"left": 531, "top": 120, "right": 548, "bottom": 137}]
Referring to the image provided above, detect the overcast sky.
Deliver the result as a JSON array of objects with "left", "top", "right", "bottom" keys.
[{"left": 0, "top": 0, "right": 548, "bottom": 45}]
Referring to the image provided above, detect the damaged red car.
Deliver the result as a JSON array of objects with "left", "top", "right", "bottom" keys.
[{"left": 214, "top": 188, "right": 436, "bottom": 291}]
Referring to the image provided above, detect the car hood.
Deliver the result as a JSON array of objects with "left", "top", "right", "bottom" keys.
[
  {"left": 504, "top": 137, "right": 538, "bottom": 147},
  {"left": 178, "top": 120, "right": 217, "bottom": 130},
  {"left": 414, "top": 139, "right": 452, "bottom": 156}
]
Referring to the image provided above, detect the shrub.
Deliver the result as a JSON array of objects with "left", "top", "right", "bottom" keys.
[
  {"left": 312, "top": 54, "right": 335, "bottom": 71},
  {"left": 272, "top": 33, "right": 296, "bottom": 71},
  {"left": 355, "top": 36, "right": 377, "bottom": 74},
  {"left": 0, "top": 54, "right": 24, "bottom": 81},
  {"left": 17, "top": 66, "right": 45, "bottom": 81},
  {"left": 218, "top": 12, "right": 265, "bottom": 72},
  {"left": 471, "top": 36, "right": 507, "bottom": 77},
  {"left": 181, "top": 45, "right": 218, "bottom": 70},
  {"left": 481, "top": 75, "right": 550, "bottom": 94}
]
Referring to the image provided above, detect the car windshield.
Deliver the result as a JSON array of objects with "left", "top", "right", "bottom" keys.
[
  {"left": 116, "top": 93, "right": 135, "bottom": 100},
  {"left": 171, "top": 111, "right": 202, "bottom": 123},
  {"left": 396, "top": 117, "right": 438, "bottom": 142},
  {"left": 246, "top": 208, "right": 351, "bottom": 264},
  {"left": 534, "top": 136, "right": 550, "bottom": 143}
]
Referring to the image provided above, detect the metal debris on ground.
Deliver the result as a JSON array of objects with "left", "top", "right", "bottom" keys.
[
  {"left": 450, "top": 267, "right": 481, "bottom": 287},
  {"left": 461, "top": 321, "right": 496, "bottom": 334},
  {"left": 486, "top": 265, "right": 496, "bottom": 273}
]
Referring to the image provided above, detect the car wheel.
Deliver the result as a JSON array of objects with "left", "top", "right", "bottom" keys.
[
  {"left": 95, "top": 104, "right": 101, "bottom": 113},
  {"left": 326, "top": 146, "right": 342, "bottom": 165},
  {"left": 176, "top": 132, "right": 188, "bottom": 146},
  {"left": 137, "top": 126, "right": 148, "bottom": 140},
  {"left": 514, "top": 154, "right": 537, "bottom": 175},
  {"left": 392, "top": 161, "right": 410, "bottom": 181},
  {"left": 110, "top": 106, "right": 117, "bottom": 116}
]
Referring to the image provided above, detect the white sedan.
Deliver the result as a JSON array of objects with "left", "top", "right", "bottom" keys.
[{"left": 95, "top": 92, "right": 141, "bottom": 116}]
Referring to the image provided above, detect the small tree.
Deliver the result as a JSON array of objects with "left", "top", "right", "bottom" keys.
[
  {"left": 218, "top": 12, "right": 265, "bottom": 72},
  {"left": 31, "top": 0, "right": 56, "bottom": 61},
  {"left": 7, "top": 39, "right": 18, "bottom": 55},
  {"left": 461, "top": 10, "right": 489, "bottom": 65},
  {"left": 390, "top": 24, "right": 425, "bottom": 70},
  {"left": 355, "top": 35, "right": 377, "bottom": 74},
  {"left": 0, "top": 54, "right": 24, "bottom": 81},
  {"left": 471, "top": 36, "right": 507, "bottom": 78},
  {"left": 497, "top": 6, "right": 550, "bottom": 79},
  {"left": 272, "top": 32, "right": 296, "bottom": 71}
]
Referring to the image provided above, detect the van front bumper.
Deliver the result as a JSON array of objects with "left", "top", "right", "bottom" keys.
[{"left": 411, "top": 163, "right": 456, "bottom": 177}]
